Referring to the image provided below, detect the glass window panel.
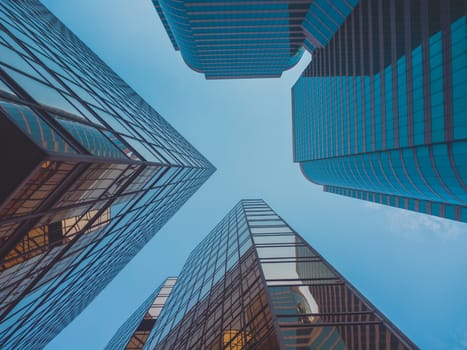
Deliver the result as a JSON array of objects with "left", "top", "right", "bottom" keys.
[
  {"left": 256, "top": 245, "right": 316, "bottom": 259},
  {"left": 1, "top": 67, "right": 83, "bottom": 116},
  {"left": 253, "top": 234, "right": 300, "bottom": 245},
  {"left": 0, "top": 78, "right": 16, "bottom": 95},
  {"left": 250, "top": 226, "right": 293, "bottom": 234},
  {"left": 246, "top": 215, "right": 280, "bottom": 221},
  {"left": 92, "top": 108, "right": 131, "bottom": 134},
  {"left": 0, "top": 42, "right": 35, "bottom": 73},
  {"left": 262, "top": 261, "right": 337, "bottom": 281},
  {"left": 249, "top": 220, "right": 285, "bottom": 226},
  {"left": 155, "top": 296, "right": 168, "bottom": 305},
  {"left": 55, "top": 117, "right": 125, "bottom": 159},
  {"left": 158, "top": 287, "right": 173, "bottom": 295},
  {"left": 122, "top": 136, "right": 163, "bottom": 163},
  {"left": 165, "top": 279, "right": 177, "bottom": 286},
  {"left": 0, "top": 28, "right": 31, "bottom": 56},
  {"left": 278, "top": 325, "right": 347, "bottom": 348},
  {"left": 0, "top": 101, "right": 76, "bottom": 154}
]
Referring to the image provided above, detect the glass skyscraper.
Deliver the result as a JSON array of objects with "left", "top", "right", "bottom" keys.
[
  {"left": 0, "top": 1, "right": 214, "bottom": 348},
  {"left": 106, "top": 277, "right": 177, "bottom": 350},
  {"left": 293, "top": 0, "right": 467, "bottom": 222},
  {"left": 120, "top": 199, "right": 416, "bottom": 350},
  {"left": 152, "top": 0, "right": 359, "bottom": 79},
  {"left": 153, "top": 0, "right": 361, "bottom": 79}
]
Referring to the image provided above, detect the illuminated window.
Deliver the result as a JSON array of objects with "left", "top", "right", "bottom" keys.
[{"left": 223, "top": 330, "right": 252, "bottom": 350}]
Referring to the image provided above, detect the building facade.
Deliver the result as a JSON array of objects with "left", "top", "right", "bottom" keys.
[
  {"left": 153, "top": 0, "right": 359, "bottom": 79},
  {"left": 0, "top": 1, "right": 214, "bottom": 348},
  {"left": 106, "top": 277, "right": 177, "bottom": 350},
  {"left": 138, "top": 199, "right": 417, "bottom": 350},
  {"left": 293, "top": 0, "right": 467, "bottom": 222}
]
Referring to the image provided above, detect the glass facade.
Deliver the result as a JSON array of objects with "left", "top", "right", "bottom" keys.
[
  {"left": 152, "top": 0, "right": 312, "bottom": 79},
  {"left": 153, "top": 0, "right": 361, "bottom": 79},
  {"left": 139, "top": 200, "right": 417, "bottom": 350},
  {"left": 153, "top": 0, "right": 362, "bottom": 79},
  {"left": 293, "top": 0, "right": 467, "bottom": 222},
  {"left": 106, "top": 277, "right": 177, "bottom": 350},
  {"left": 0, "top": 1, "right": 214, "bottom": 348}
]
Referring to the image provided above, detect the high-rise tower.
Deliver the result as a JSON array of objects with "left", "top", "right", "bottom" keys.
[
  {"left": 293, "top": 0, "right": 467, "bottom": 222},
  {"left": 0, "top": 1, "right": 214, "bottom": 348},
  {"left": 152, "top": 0, "right": 359, "bottom": 79},
  {"left": 106, "top": 277, "right": 177, "bottom": 350},
  {"left": 134, "top": 200, "right": 417, "bottom": 350}
]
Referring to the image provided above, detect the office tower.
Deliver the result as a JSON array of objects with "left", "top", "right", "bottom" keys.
[
  {"left": 152, "top": 0, "right": 303, "bottom": 79},
  {"left": 106, "top": 277, "right": 177, "bottom": 350},
  {"left": 152, "top": 0, "right": 360, "bottom": 79},
  {"left": 137, "top": 199, "right": 417, "bottom": 350},
  {"left": 293, "top": 0, "right": 467, "bottom": 222},
  {"left": 0, "top": 1, "right": 214, "bottom": 348}
]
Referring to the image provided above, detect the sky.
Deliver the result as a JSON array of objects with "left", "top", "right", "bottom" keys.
[{"left": 39, "top": 1, "right": 467, "bottom": 349}]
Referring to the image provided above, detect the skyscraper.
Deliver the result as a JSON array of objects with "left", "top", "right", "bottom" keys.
[
  {"left": 133, "top": 199, "right": 417, "bottom": 350},
  {"left": 106, "top": 277, "right": 177, "bottom": 350},
  {"left": 0, "top": 1, "right": 214, "bottom": 348},
  {"left": 152, "top": 0, "right": 361, "bottom": 79},
  {"left": 293, "top": 0, "right": 467, "bottom": 222},
  {"left": 153, "top": 0, "right": 362, "bottom": 79}
]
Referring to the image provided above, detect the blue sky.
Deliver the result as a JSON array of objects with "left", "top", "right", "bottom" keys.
[{"left": 40, "top": 1, "right": 467, "bottom": 349}]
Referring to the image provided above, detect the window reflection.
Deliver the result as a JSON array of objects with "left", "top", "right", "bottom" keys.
[
  {"left": 1, "top": 207, "right": 110, "bottom": 270},
  {"left": 253, "top": 215, "right": 414, "bottom": 349},
  {"left": 253, "top": 234, "right": 298, "bottom": 245},
  {"left": 0, "top": 161, "right": 75, "bottom": 221},
  {"left": 244, "top": 200, "right": 415, "bottom": 349},
  {"left": 0, "top": 79, "right": 16, "bottom": 95},
  {"left": 262, "top": 261, "right": 337, "bottom": 282},
  {"left": 0, "top": 101, "right": 76, "bottom": 154},
  {"left": 223, "top": 329, "right": 252, "bottom": 350},
  {"left": 56, "top": 117, "right": 125, "bottom": 159},
  {"left": 250, "top": 226, "right": 293, "bottom": 234},
  {"left": 256, "top": 245, "right": 316, "bottom": 259}
]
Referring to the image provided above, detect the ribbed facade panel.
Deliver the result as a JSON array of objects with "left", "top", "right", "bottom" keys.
[
  {"left": 293, "top": 0, "right": 467, "bottom": 222},
  {"left": 152, "top": 0, "right": 310, "bottom": 79}
]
